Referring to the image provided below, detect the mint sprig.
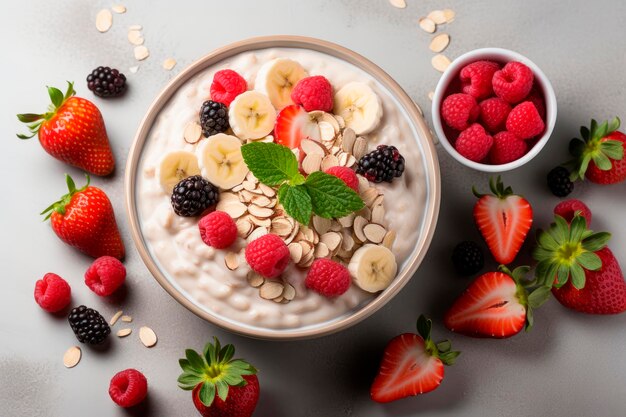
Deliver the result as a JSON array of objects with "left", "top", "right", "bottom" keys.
[{"left": 241, "top": 142, "right": 364, "bottom": 225}]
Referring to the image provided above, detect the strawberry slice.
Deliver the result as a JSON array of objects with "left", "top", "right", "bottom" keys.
[
  {"left": 472, "top": 176, "right": 533, "bottom": 265},
  {"left": 273, "top": 104, "right": 320, "bottom": 149},
  {"left": 371, "top": 315, "right": 460, "bottom": 403}
]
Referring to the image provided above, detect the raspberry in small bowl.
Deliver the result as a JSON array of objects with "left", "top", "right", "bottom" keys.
[{"left": 431, "top": 48, "right": 557, "bottom": 172}]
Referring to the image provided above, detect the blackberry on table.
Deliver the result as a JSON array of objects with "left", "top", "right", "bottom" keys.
[
  {"left": 199, "top": 100, "right": 229, "bottom": 137},
  {"left": 547, "top": 167, "right": 574, "bottom": 197},
  {"left": 451, "top": 241, "right": 484, "bottom": 276},
  {"left": 86, "top": 66, "right": 127, "bottom": 98},
  {"left": 355, "top": 145, "right": 405, "bottom": 183},
  {"left": 171, "top": 175, "right": 219, "bottom": 217},
  {"left": 68, "top": 305, "right": 111, "bottom": 345}
]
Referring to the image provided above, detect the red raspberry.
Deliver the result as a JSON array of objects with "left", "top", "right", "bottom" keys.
[
  {"left": 305, "top": 259, "right": 351, "bottom": 297},
  {"left": 210, "top": 69, "right": 247, "bottom": 106},
  {"left": 198, "top": 211, "right": 238, "bottom": 249},
  {"left": 441, "top": 93, "right": 480, "bottom": 131},
  {"left": 290, "top": 76, "right": 333, "bottom": 112},
  {"left": 245, "top": 234, "right": 290, "bottom": 279},
  {"left": 527, "top": 87, "right": 546, "bottom": 119},
  {"left": 479, "top": 97, "right": 511, "bottom": 132},
  {"left": 506, "top": 101, "right": 545, "bottom": 140},
  {"left": 489, "top": 131, "right": 528, "bottom": 165},
  {"left": 324, "top": 166, "right": 359, "bottom": 191},
  {"left": 34, "top": 273, "right": 71, "bottom": 313},
  {"left": 492, "top": 61, "right": 534, "bottom": 103},
  {"left": 455, "top": 123, "right": 493, "bottom": 162},
  {"left": 109, "top": 369, "right": 148, "bottom": 408},
  {"left": 84, "top": 256, "right": 126, "bottom": 296},
  {"left": 459, "top": 60, "right": 500, "bottom": 100},
  {"left": 554, "top": 199, "right": 592, "bottom": 225}
]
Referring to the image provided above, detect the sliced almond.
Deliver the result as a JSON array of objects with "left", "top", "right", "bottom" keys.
[
  {"left": 301, "top": 226, "right": 316, "bottom": 242},
  {"left": 251, "top": 195, "right": 271, "bottom": 207},
  {"left": 321, "top": 154, "right": 339, "bottom": 171},
  {"left": 273, "top": 296, "right": 284, "bottom": 303},
  {"left": 372, "top": 194, "right": 384, "bottom": 208},
  {"left": 314, "top": 242, "right": 330, "bottom": 258},
  {"left": 301, "top": 139, "right": 327, "bottom": 156},
  {"left": 361, "top": 187, "right": 380, "bottom": 207},
  {"left": 284, "top": 221, "right": 299, "bottom": 245},
  {"left": 342, "top": 128, "right": 356, "bottom": 153},
  {"left": 338, "top": 213, "right": 355, "bottom": 228},
  {"left": 345, "top": 154, "right": 357, "bottom": 168},
  {"left": 248, "top": 204, "right": 273, "bottom": 219},
  {"left": 239, "top": 190, "right": 254, "bottom": 203},
  {"left": 219, "top": 192, "right": 240, "bottom": 202},
  {"left": 163, "top": 58, "right": 177, "bottom": 71},
  {"left": 335, "top": 115, "right": 346, "bottom": 129},
  {"left": 432, "top": 54, "right": 452, "bottom": 72},
  {"left": 225, "top": 252, "right": 239, "bottom": 270},
  {"left": 443, "top": 8, "right": 456, "bottom": 23},
  {"left": 428, "top": 10, "right": 447, "bottom": 25},
  {"left": 299, "top": 240, "right": 314, "bottom": 257},
  {"left": 337, "top": 152, "right": 349, "bottom": 167},
  {"left": 109, "top": 310, "right": 123, "bottom": 326},
  {"left": 389, "top": 0, "right": 406, "bottom": 8},
  {"left": 95, "top": 9, "right": 113, "bottom": 32},
  {"left": 139, "top": 326, "right": 158, "bottom": 347},
  {"left": 371, "top": 204, "right": 386, "bottom": 225},
  {"left": 430, "top": 33, "right": 450, "bottom": 53},
  {"left": 320, "top": 232, "right": 342, "bottom": 252},
  {"left": 259, "top": 281, "right": 284, "bottom": 300},
  {"left": 134, "top": 45, "right": 150, "bottom": 61},
  {"left": 352, "top": 137, "right": 369, "bottom": 160},
  {"left": 117, "top": 328, "right": 132, "bottom": 338},
  {"left": 247, "top": 226, "right": 268, "bottom": 242},
  {"left": 247, "top": 271, "right": 265, "bottom": 287},
  {"left": 357, "top": 175, "right": 369, "bottom": 193},
  {"left": 250, "top": 216, "right": 271, "bottom": 228},
  {"left": 129, "top": 66, "right": 139, "bottom": 74},
  {"left": 419, "top": 17, "right": 436, "bottom": 33},
  {"left": 127, "top": 29, "right": 144, "bottom": 45},
  {"left": 342, "top": 233, "right": 355, "bottom": 251},
  {"left": 236, "top": 216, "right": 254, "bottom": 238},
  {"left": 183, "top": 121, "right": 202, "bottom": 144},
  {"left": 242, "top": 180, "right": 256, "bottom": 191},
  {"left": 319, "top": 122, "right": 336, "bottom": 142},
  {"left": 329, "top": 221, "right": 342, "bottom": 232},
  {"left": 216, "top": 199, "right": 247, "bottom": 218},
  {"left": 353, "top": 216, "right": 368, "bottom": 243},
  {"left": 63, "top": 346, "right": 81, "bottom": 368},
  {"left": 288, "top": 242, "right": 303, "bottom": 263},
  {"left": 364, "top": 223, "right": 387, "bottom": 244},
  {"left": 259, "top": 184, "right": 276, "bottom": 197},
  {"left": 382, "top": 229, "right": 397, "bottom": 250},
  {"left": 283, "top": 283, "right": 296, "bottom": 301},
  {"left": 121, "top": 315, "right": 133, "bottom": 323},
  {"left": 271, "top": 217, "right": 293, "bottom": 236},
  {"left": 356, "top": 206, "right": 372, "bottom": 221},
  {"left": 312, "top": 216, "right": 331, "bottom": 235},
  {"left": 428, "top": 91, "right": 435, "bottom": 101},
  {"left": 302, "top": 153, "right": 322, "bottom": 174},
  {"left": 112, "top": 4, "right": 126, "bottom": 13}
]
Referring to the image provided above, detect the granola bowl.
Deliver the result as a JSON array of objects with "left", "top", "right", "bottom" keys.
[{"left": 125, "top": 36, "right": 440, "bottom": 340}]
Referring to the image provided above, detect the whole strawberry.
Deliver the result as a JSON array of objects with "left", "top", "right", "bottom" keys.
[
  {"left": 17, "top": 82, "right": 115, "bottom": 176},
  {"left": 178, "top": 338, "right": 259, "bottom": 417},
  {"left": 42, "top": 174, "right": 125, "bottom": 260}
]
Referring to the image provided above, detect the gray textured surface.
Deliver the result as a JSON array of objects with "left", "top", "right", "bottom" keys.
[{"left": 2, "top": 1, "right": 626, "bottom": 416}]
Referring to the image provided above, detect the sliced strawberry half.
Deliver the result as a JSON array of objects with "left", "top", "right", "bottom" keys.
[
  {"left": 371, "top": 315, "right": 460, "bottom": 403},
  {"left": 472, "top": 176, "right": 533, "bottom": 265},
  {"left": 273, "top": 104, "right": 320, "bottom": 149}
]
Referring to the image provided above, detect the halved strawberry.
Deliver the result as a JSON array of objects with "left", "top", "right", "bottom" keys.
[
  {"left": 371, "top": 315, "right": 460, "bottom": 403},
  {"left": 473, "top": 176, "right": 533, "bottom": 265},
  {"left": 444, "top": 266, "right": 550, "bottom": 338},
  {"left": 273, "top": 104, "right": 320, "bottom": 149}
]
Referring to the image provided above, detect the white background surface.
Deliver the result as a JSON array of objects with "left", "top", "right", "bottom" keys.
[{"left": 1, "top": 1, "right": 625, "bottom": 416}]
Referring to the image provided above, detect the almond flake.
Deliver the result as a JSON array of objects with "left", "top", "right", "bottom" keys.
[
  {"left": 356, "top": 206, "right": 372, "bottom": 221},
  {"left": 312, "top": 216, "right": 331, "bottom": 235},
  {"left": 109, "top": 310, "right": 123, "bottom": 326},
  {"left": 335, "top": 115, "right": 346, "bottom": 129},
  {"left": 342, "top": 128, "right": 356, "bottom": 153},
  {"left": 63, "top": 346, "right": 81, "bottom": 368},
  {"left": 235, "top": 217, "right": 253, "bottom": 238},
  {"left": 183, "top": 121, "right": 202, "bottom": 144},
  {"left": 247, "top": 226, "right": 268, "bottom": 242},
  {"left": 419, "top": 17, "right": 436, "bottom": 33},
  {"left": 382, "top": 229, "right": 397, "bottom": 250},
  {"left": 430, "top": 33, "right": 450, "bottom": 53},
  {"left": 163, "top": 58, "right": 177, "bottom": 71},
  {"left": 250, "top": 216, "right": 271, "bottom": 228},
  {"left": 121, "top": 315, "right": 133, "bottom": 323},
  {"left": 259, "top": 184, "right": 276, "bottom": 197},
  {"left": 314, "top": 242, "right": 330, "bottom": 258},
  {"left": 353, "top": 216, "right": 368, "bottom": 243},
  {"left": 299, "top": 240, "right": 314, "bottom": 256},
  {"left": 319, "top": 122, "right": 336, "bottom": 142},
  {"left": 283, "top": 283, "right": 296, "bottom": 301},
  {"left": 329, "top": 221, "right": 342, "bottom": 232},
  {"left": 345, "top": 154, "right": 357, "bottom": 167},
  {"left": 389, "top": 0, "right": 406, "bottom": 8},
  {"left": 224, "top": 252, "right": 239, "bottom": 270},
  {"left": 428, "top": 10, "right": 447, "bottom": 25},
  {"left": 321, "top": 154, "right": 339, "bottom": 171},
  {"left": 251, "top": 195, "right": 271, "bottom": 207},
  {"left": 301, "top": 139, "right": 327, "bottom": 156},
  {"left": 352, "top": 137, "right": 368, "bottom": 160},
  {"left": 112, "top": 4, "right": 126, "bottom": 14},
  {"left": 371, "top": 204, "right": 386, "bottom": 225},
  {"left": 247, "top": 271, "right": 265, "bottom": 287},
  {"left": 129, "top": 66, "right": 139, "bottom": 74},
  {"left": 273, "top": 296, "right": 284, "bottom": 303},
  {"left": 259, "top": 281, "right": 284, "bottom": 300},
  {"left": 139, "top": 326, "right": 158, "bottom": 347},
  {"left": 95, "top": 9, "right": 113, "bottom": 33},
  {"left": 338, "top": 213, "right": 355, "bottom": 228},
  {"left": 443, "top": 9, "right": 456, "bottom": 23},
  {"left": 134, "top": 45, "right": 150, "bottom": 61},
  {"left": 216, "top": 199, "right": 247, "bottom": 218},
  {"left": 248, "top": 204, "right": 273, "bottom": 218},
  {"left": 342, "top": 234, "right": 355, "bottom": 251},
  {"left": 428, "top": 91, "right": 435, "bottom": 101},
  {"left": 357, "top": 175, "right": 369, "bottom": 193},
  {"left": 288, "top": 242, "right": 303, "bottom": 263},
  {"left": 117, "top": 328, "right": 132, "bottom": 338},
  {"left": 271, "top": 217, "right": 293, "bottom": 236},
  {"left": 364, "top": 223, "right": 386, "bottom": 244},
  {"left": 284, "top": 221, "right": 300, "bottom": 245},
  {"left": 338, "top": 152, "right": 349, "bottom": 167},
  {"left": 320, "top": 232, "right": 342, "bottom": 251},
  {"left": 432, "top": 54, "right": 452, "bottom": 72},
  {"left": 372, "top": 194, "right": 384, "bottom": 208},
  {"left": 362, "top": 187, "right": 380, "bottom": 207},
  {"left": 302, "top": 153, "right": 322, "bottom": 174}
]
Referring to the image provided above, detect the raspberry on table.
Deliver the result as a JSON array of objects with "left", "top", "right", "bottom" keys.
[
  {"left": 109, "top": 369, "right": 148, "bottom": 408},
  {"left": 68, "top": 305, "right": 111, "bottom": 345},
  {"left": 460, "top": 60, "right": 500, "bottom": 100},
  {"left": 210, "top": 69, "right": 247, "bottom": 106},
  {"left": 441, "top": 93, "right": 480, "bottom": 131},
  {"left": 291, "top": 75, "right": 333, "bottom": 112},
  {"left": 324, "top": 166, "right": 359, "bottom": 191},
  {"left": 547, "top": 167, "right": 574, "bottom": 197},
  {"left": 171, "top": 175, "right": 219, "bottom": 217},
  {"left": 492, "top": 61, "right": 534, "bottom": 104},
  {"left": 34, "top": 273, "right": 71, "bottom": 313},
  {"left": 506, "top": 101, "right": 545, "bottom": 140},
  {"left": 245, "top": 234, "right": 291, "bottom": 279},
  {"left": 479, "top": 97, "right": 511, "bottom": 132},
  {"left": 489, "top": 131, "right": 528, "bottom": 165},
  {"left": 199, "top": 211, "right": 238, "bottom": 249},
  {"left": 554, "top": 199, "right": 592, "bottom": 225},
  {"left": 199, "top": 100, "right": 230, "bottom": 137},
  {"left": 84, "top": 256, "right": 126, "bottom": 297},
  {"left": 305, "top": 258, "right": 351, "bottom": 297},
  {"left": 454, "top": 123, "right": 493, "bottom": 162},
  {"left": 451, "top": 241, "right": 484, "bottom": 276}
]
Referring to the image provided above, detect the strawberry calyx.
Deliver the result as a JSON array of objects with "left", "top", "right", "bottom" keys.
[
  {"left": 17, "top": 81, "right": 76, "bottom": 139},
  {"left": 40, "top": 173, "right": 90, "bottom": 220},
  {"left": 497, "top": 265, "right": 551, "bottom": 331},
  {"left": 569, "top": 117, "right": 624, "bottom": 181},
  {"left": 417, "top": 315, "right": 460, "bottom": 366},
  {"left": 177, "top": 337, "right": 257, "bottom": 408},
  {"left": 532, "top": 213, "right": 611, "bottom": 290},
  {"left": 472, "top": 175, "right": 516, "bottom": 200}
]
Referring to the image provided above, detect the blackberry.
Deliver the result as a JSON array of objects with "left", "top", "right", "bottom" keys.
[
  {"left": 86, "top": 66, "right": 127, "bottom": 98},
  {"left": 199, "top": 100, "right": 229, "bottom": 137},
  {"left": 451, "top": 241, "right": 484, "bottom": 276},
  {"left": 171, "top": 175, "right": 219, "bottom": 217},
  {"left": 355, "top": 145, "right": 405, "bottom": 183},
  {"left": 547, "top": 167, "right": 574, "bottom": 197},
  {"left": 68, "top": 305, "right": 111, "bottom": 345}
]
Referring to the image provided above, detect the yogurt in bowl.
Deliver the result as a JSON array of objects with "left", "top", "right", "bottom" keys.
[{"left": 126, "top": 36, "right": 440, "bottom": 339}]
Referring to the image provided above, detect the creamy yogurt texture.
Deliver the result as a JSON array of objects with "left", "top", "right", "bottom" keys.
[{"left": 137, "top": 48, "right": 428, "bottom": 330}]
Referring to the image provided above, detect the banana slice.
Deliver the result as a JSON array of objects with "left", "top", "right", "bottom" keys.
[
  {"left": 157, "top": 150, "right": 201, "bottom": 194},
  {"left": 255, "top": 58, "right": 308, "bottom": 109},
  {"left": 229, "top": 91, "right": 277, "bottom": 140},
  {"left": 348, "top": 244, "right": 397, "bottom": 293},
  {"left": 197, "top": 133, "right": 249, "bottom": 189},
  {"left": 333, "top": 82, "right": 383, "bottom": 135}
]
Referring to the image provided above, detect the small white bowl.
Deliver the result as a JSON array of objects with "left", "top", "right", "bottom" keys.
[{"left": 431, "top": 47, "right": 557, "bottom": 172}]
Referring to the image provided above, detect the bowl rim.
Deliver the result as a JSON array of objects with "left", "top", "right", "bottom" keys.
[
  {"left": 431, "top": 47, "right": 557, "bottom": 172},
  {"left": 124, "top": 35, "right": 441, "bottom": 340}
]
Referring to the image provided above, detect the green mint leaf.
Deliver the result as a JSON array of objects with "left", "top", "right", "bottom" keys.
[
  {"left": 304, "top": 171, "right": 364, "bottom": 219},
  {"left": 278, "top": 183, "right": 312, "bottom": 225},
  {"left": 241, "top": 142, "right": 299, "bottom": 186}
]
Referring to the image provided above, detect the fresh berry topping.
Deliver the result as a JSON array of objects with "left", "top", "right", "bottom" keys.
[
  {"left": 451, "top": 241, "right": 484, "bottom": 276},
  {"left": 210, "top": 69, "right": 247, "bottom": 106},
  {"left": 492, "top": 61, "right": 534, "bottom": 103},
  {"left": 455, "top": 123, "right": 493, "bottom": 162},
  {"left": 109, "top": 369, "right": 148, "bottom": 408},
  {"left": 273, "top": 104, "right": 319, "bottom": 149},
  {"left": 305, "top": 259, "right": 351, "bottom": 297},
  {"left": 34, "top": 273, "right": 71, "bottom": 313},
  {"left": 199, "top": 100, "right": 230, "bottom": 137},
  {"left": 86, "top": 66, "right": 127, "bottom": 98},
  {"left": 198, "top": 211, "right": 238, "bottom": 249},
  {"left": 170, "top": 175, "right": 219, "bottom": 217},
  {"left": 547, "top": 167, "right": 574, "bottom": 197},
  {"left": 355, "top": 145, "right": 405, "bottom": 183},
  {"left": 478, "top": 97, "right": 511, "bottom": 132},
  {"left": 68, "top": 305, "right": 111, "bottom": 345},
  {"left": 441, "top": 93, "right": 480, "bottom": 131},
  {"left": 84, "top": 256, "right": 126, "bottom": 296},
  {"left": 324, "top": 166, "right": 359, "bottom": 191},
  {"left": 506, "top": 101, "right": 545, "bottom": 140},
  {"left": 554, "top": 199, "right": 592, "bottom": 225},
  {"left": 459, "top": 60, "right": 500, "bottom": 100},
  {"left": 489, "top": 131, "right": 528, "bottom": 165},
  {"left": 245, "top": 234, "right": 290, "bottom": 279},
  {"left": 290, "top": 75, "right": 333, "bottom": 112}
]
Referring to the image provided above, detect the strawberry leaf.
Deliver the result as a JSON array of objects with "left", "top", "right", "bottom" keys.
[
  {"left": 601, "top": 139, "right": 624, "bottom": 160},
  {"left": 199, "top": 381, "right": 216, "bottom": 407},
  {"left": 592, "top": 152, "right": 612, "bottom": 171},
  {"left": 186, "top": 349, "right": 206, "bottom": 370},
  {"left": 570, "top": 262, "right": 586, "bottom": 289},
  {"left": 215, "top": 379, "right": 229, "bottom": 402},
  {"left": 416, "top": 314, "right": 432, "bottom": 341},
  {"left": 582, "top": 232, "right": 611, "bottom": 252},
  {"left": 47, "top": 86, "right": 64, "bottom": 108},
  {"left": 576, "top": 251, "right": 602, "bottom": 270},
  {"left": 527, "top": 286, "right": 551, "bottom": 309}
]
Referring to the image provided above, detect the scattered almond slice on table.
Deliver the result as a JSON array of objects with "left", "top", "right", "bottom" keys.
[
  {"left": 121, "top": 315, "right": 132, "bottom": 323},
  {"left": 163, "top": 58, "right": 177, "bottom": 71},
  {"left": 134, "top": 45, "right": 150, "bottom": 61},
  {"left": 117, "top": 328, "right": 132, "bottom": 337},
  {"left": 129, "top": 66, "right": 139, "bottom": 74},
  {"left": 431, "top": 54, "right": 452, "bottom": 72},
  {"left": 427, "top": 10, "right": 447, "bottom": 25},
  {"left": 429, "top": 33, "right": 450, "bottom": 53},
  {"left": 95, "top": 9, "right": 112, "bottom": 33},
  {"left": 419, "top": 17, "right": 436, "bottom": 34},
  {"left": 388, "top": 0, "right": 406, "bottom": 8},
  {"left": 63, "top": 346, "right": 81, "bottom": 368},
  {"left": 128, "top": 30, "right": 144, "bottom": 46},
  {"left": 109, "top": 310, "right": 123, "bottom": 326},
  {"left": 112, "top": 4, "right": 126, "bottom": 14},
  {"left": 139, "top": 326, "right": 158, "bottom": 347}
]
